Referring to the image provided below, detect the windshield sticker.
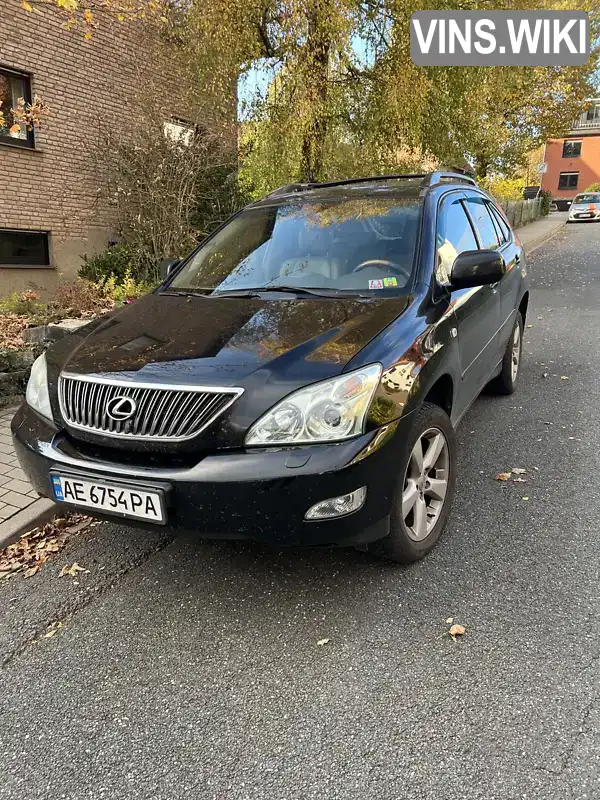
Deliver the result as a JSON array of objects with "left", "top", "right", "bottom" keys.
[{"left": 369, "top": 277, "right": 398, "bottom": 289}]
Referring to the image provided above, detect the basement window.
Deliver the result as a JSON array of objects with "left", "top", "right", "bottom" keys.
[
  {"left": 0, "top": 67, "right": 34, "bottom": 148},
  {"left": 0, "top": 229, "right": 50, "bottom": 267}
]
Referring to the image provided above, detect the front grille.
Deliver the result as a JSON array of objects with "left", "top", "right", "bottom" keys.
[{"left": 58, "top": 373, "right": 243, "bottom": 441}]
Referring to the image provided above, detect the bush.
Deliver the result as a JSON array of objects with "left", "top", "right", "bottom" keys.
[
  {"left": 539, "top": 189, "right": 552, "bottom": 216},
  {"left": 48, "top": 281, "right": 114, "bottom": 320},
  {"left": 0, "top": 290, "right": 43, "bottom": 318},
  {"left": 0, "top": 281, "right": 114, "bottom": 333},
  {"left": 93, "top": 104, "right": 243, "bottom": 286},
  {"left": 584, "top": 182, "right": 600, "bottom": 192},
  {"left": 79, "top": 243, "right": 137, "bottom": 284},
  {"left": 94, "top": 270, "right": 156, "bottom": 303}
]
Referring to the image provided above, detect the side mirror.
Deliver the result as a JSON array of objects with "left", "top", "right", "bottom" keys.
[
  {"left": 450, "top": 250, "right": 506, "bottom": 290},
  {"left": 158, "top": 258, "right": 181, "bottom": 280}
]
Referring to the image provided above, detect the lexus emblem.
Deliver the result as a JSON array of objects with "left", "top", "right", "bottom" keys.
[{"left": 106, "top": 395, "right": 137, "bottom": 421}]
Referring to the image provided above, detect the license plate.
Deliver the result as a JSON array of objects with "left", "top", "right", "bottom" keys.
[
  {"left": 51, "top": 474, "right": 165, "bottom": 523},
  {"left": 578, "top": 213, "right": 593, "bottom": 218}
]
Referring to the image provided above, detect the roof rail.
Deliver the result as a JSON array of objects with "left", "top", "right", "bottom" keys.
[
  {"left": 422, "top": 170, "right": 477, "bottom": 188},
  {"left": 266, "top": 170, "right": 476, "bottom": 198},
  {"left": 268, "top": 183, "right": 316, "bottom": 197},
  {"left": 267, "top": 174, "right": 428, "bottom": 197}
]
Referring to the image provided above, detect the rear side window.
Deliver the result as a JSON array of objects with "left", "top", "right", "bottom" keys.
[
  {"left": 488, "top": 204, "right": 511, "bottom": 244},
  {"left": 436, "top": 194, "right": 478, "bottom": 283},
  {"left": 465, "top": 197, "right": 500, "bottom": 250}
]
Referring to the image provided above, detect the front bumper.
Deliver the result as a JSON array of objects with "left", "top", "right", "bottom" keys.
[
  {"left": 568, "top": 211, "right": 600, "bottom": 221},
  {"left": 11, "top": 403, "right": 414, "bottom": 548}
]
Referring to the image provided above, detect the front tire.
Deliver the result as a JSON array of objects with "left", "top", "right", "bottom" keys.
[
  {"left": 489, "top": 312, "right": 523, "bottom": 395},
  {"left": 366, "top": 402, "right": 456, "bottom": 564}
]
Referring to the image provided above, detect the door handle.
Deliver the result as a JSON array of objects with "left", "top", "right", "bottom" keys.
[{"left": 514, "top": 253, "right": 521, "bottom": 264}]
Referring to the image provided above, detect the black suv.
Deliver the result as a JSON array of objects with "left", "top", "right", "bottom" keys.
[{"left": 12, "top": 171, "right": 528, "bottom": 563}]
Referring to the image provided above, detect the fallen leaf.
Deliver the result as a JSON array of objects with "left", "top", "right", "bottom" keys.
[
  {"left": 526, "top": 324, "right": 534, "bottom": 328},
  {"left": 59, "top": 562, "right": 86, "bottom": 578},
  {"left": 512, "top": 467, "right": 527, "bottom": 474},
  {"left": 449, "top": 624, "right": 466, "bottom": 641},
  {"left": 23, "top": 565, "right": 40, "bottom": 578},
  {"left": 44, "top": 621, "right": 63, "bottom": 639},
  {"left": 560, "top": 376, "right": 569, "bottom": 380},
  {"left": 317, "top": 638, "right": 330, "bottom": 646},
  {"left": 0, "top": 513, "right": 91, "bottom": 580},
  {"left": 522, "top": 497, "right": 529, "bottom": 501},
  {"left": 495, "top": 473, "right": 511, "bottom": 481},
  {"left": 446, "top": 617, "right": 453, "bottom": 624}
]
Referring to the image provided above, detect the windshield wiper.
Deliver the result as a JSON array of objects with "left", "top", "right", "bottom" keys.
[
  {"left": 159, "top": 289, "right": 213, "bottom": 298},
  {"left": 211, "top": 285, "right": 369, "bottom": 299}
]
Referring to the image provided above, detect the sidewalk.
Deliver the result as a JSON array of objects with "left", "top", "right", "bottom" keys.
[
  {"left": 0, "top": 210, "right": 569, "bottom": 548},
  {"left": 518, "top": 211, "right": 568, "bottom": 254},
  {"left": 0, "top": 406, "right": 54, "bottom": 547}
]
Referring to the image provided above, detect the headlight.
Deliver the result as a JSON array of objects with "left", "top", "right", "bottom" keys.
[
  {"left": 245, "top": 364, "right": 382, "bottom": 446},
  {"left": 26, "top": 353, "right": 53, "bottom": 421}
]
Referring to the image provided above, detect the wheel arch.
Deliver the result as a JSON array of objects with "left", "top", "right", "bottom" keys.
[
  {"left": 518, "top": 292, "right": 529, "bottom": 323},
  {"left": 423, "top": 373, "right": 454, "bottom": 417}
]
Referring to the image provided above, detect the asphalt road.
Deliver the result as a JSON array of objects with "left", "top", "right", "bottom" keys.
[{"left": 2, "top": 220, "right": 600, "bottom": 800}]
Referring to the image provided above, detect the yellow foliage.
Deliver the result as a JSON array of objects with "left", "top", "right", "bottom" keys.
[
  {"left": 95, "top": 270, "right": 154, "bottom": 302},
  {"left": 480, "top": 176, "right": 526, "bottom": 201},
  {"left": 56, "top": 0, "right": 78, "bottom": 10}
]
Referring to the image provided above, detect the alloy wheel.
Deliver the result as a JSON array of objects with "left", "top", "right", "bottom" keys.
[{"left": 401, "top": 427, "right": 450, "bottom": 542}]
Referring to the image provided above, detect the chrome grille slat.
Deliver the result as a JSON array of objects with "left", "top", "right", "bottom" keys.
[
  {"left": 58, "top": 374, "right": 242, "bottom": 442},
  {"left": 163, "top": 392, "right": 199, "bottom": 438},
  {"left": 177, "top": 393, "right": 210, "bottom": 436}
]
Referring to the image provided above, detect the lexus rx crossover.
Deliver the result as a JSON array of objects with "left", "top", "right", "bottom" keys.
[{"left": 12, "top": 170, "right": 528, "bottom": 563}]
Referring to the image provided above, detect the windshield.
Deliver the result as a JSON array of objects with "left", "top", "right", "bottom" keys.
[
  {"left": 167, "top": 196, "right": 422, "bottom": 296},
  {"left": 574, "top": 193, "right": 600, "bottom": 204}
]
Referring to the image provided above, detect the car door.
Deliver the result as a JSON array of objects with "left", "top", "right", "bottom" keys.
[
  {"left": 436, "top": 192, "right": 500, "bottom": 401},
  {"left": 462, "top": 194, "right": 507, "bottom": 366},
  {"left": 486, "top": 201, "right": 523, "bottom": 349}
]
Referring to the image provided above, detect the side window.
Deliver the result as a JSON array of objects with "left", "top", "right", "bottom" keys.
[
  {"left": 436, "top": 194, "right": 478, "bottom": 283},
  {"left": 465, "top": 196, "right": 500, "bottom": 250},
  {"left": 487, "top": 203, "right": 511, "bottom": 244}
]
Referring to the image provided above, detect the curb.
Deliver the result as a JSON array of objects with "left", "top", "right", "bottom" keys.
[
  {"left": 522, "top": 219, "right": 567, "bottom": 256},
  {"left": 0, "top": 497, "right": 57, "bottom": 551}
]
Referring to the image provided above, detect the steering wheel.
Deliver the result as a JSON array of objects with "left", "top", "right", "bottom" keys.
[{"left": 352, "top": 259, "right": 411, "bottom": 282}]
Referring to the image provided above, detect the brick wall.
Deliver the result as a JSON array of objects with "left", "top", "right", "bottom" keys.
[
  {"left": 542, "top": 135, "right": 600, "bottom": 200},
  {"left": 0, "top": 1, "right": 229, "bottom": 296}
]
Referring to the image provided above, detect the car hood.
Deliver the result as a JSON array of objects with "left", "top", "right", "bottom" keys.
[{"left": 52, "top": 292, "right": 411, "bottom": 387}]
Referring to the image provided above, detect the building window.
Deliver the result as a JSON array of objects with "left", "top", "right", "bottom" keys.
[
  {"left": 586, "top": 104, "right": 600, "bottom": 123},
  {"left": 0, "top": 67, "right": 34, "bottom": 148},
  {"left": 0, "top": 230, "right": 50, "bottom": 267},
  {"left": 562, "top": 140, "right": 581, "bottom": 158},
  {"left": 558, "top": 172, "right": 579, "bottom": 190}
]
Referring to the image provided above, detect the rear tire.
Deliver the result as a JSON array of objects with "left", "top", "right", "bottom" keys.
[
  {"left": 488, "top": 312, "right": 523, "bottom": 395},
  {"left": 366, "top": 402, "right": 456, "bottom": 564}
]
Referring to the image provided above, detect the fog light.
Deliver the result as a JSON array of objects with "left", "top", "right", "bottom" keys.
[{"left": 305, "top": 487, "right": 367, "bottom": 520}]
